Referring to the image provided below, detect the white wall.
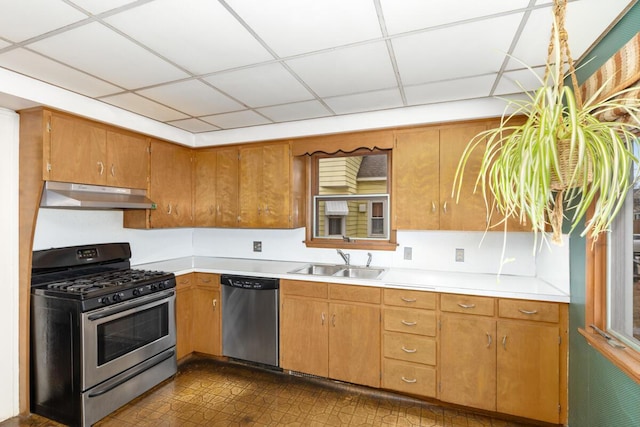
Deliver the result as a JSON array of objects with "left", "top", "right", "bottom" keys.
[{"left": 0, "top": 109, "right": 20, "bottom": 421}]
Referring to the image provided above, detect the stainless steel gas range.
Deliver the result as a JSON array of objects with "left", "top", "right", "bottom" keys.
[{"left": 30, "top": 242, "right": 177, "bottom": 427}]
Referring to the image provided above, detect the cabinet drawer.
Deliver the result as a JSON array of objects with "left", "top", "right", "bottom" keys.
[
  {"left": 383, "top": 289, "right": 436, "bottom": 310},
  {"left": 382, "top": 359, "right": 436, "bottom": 398},
  {"left": 383, "top": 332, "right": 436, "bottom": 365},
  {"left": 281, "top": 280, "right": 328, "bottom": 299},
  {"left": 195, "top": 273, "right": 220, "bottom": 289},
  {"left": 499, "top": 299, "right": 560, "bottom": 323},
  {"left": 175, "top": 274, "right": 193, "bottom": 290},
  {"left": 329, "top": 284, "right": 381, "bottom": 304},
  {"left": 441, "top": 294, "right": 494, "bottom": 316},
  {"left": 383, "top": 308, "right": 436, "bottom": 336}
]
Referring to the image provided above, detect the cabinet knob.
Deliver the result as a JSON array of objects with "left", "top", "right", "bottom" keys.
[
  {"left": 167, "top": 203, "right": 172, "bottom": 215},
  {"left": 110, "top": 164, "right": 115, "bottom": 177},
  {"left": 97, "top": 161, "right": 104, "bottom": 175},
  {"left": 212, "top": 299, "right": 217, "bottom": 310}
]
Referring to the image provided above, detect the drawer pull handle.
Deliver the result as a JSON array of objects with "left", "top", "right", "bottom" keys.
[
  {"left": 486, "top": 332, "right": 492, "bottom": 348},
  {"left": 331, "top": 314, "right": 336, "bottom": 327},
  {"left": 401, "top": 377, "right": 417, "bottom": 384},
  {"left": 321, "top": 312, "right": 325, "bottom": 325},
  {"left": 212, "top": 299, "right": 217, "bottom": 309},
  {"left": 458, "top": 303, "right": 476, "bottom": 309},
  {"left": 401, "top": 297, "right": 417, "bottom": 303},
  {"left": 401, "top": 320, "right": 417, "bottom": 326},
  {"left": 431, "top": 201, "right": 436, "bottom": 213},
  {"left": 502, "top": 335, "right": 507, "bottom": 350},
  {"left": 518, "top": 309, "right": 538, "bottom": 315},
  {"left": 401, "top": 346, "right": 417, "bottom": 353}
]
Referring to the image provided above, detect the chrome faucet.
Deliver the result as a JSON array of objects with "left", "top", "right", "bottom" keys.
[
  {"left": 336, "top": 249, "right": 350, "bottom": 265},
  {"left": 366, "top": 252, "right": 373, "bottom": 268}
]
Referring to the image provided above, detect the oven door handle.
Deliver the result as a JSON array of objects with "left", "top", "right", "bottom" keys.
[
  {"left": 87, "top": 349, "right": 176, "bottom": 398},
  {"left": 87, "top": 291, "right": 175, "bottom": 321}
]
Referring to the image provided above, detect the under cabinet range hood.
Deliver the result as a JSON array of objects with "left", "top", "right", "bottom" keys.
[{"left": 40, "top": 181, "right": 156, "bottom": 209}]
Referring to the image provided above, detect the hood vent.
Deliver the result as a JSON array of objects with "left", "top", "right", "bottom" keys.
[{"left": 41, "top": 181, "right": 156, "bottom": 209}]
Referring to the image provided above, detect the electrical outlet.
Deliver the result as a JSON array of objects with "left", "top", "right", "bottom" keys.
[
  {"left": 455, "top": 248, "right": 464, "bottom": 262},
  {"left": 253, "top": 241, "right": 262, "bottom": 252},
  {"left": 404, "top": 247, "right": 412, "bottom": 260}
]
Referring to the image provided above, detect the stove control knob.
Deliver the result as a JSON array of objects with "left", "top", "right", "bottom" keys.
[
  {"left": 158, "top": 281, "right": 165, "bottom": 290},
  {"left": 150, "top": 284, "right": 158, "bottom": 291},
  {"left": 112, "top": 293, "right": 121, "bottom": 302},
  {"left": 132, "top": 288, "right": 141, "bottom": 296},
  {"left": 100, "top": 297, "right": 110, "bottom": 305}
]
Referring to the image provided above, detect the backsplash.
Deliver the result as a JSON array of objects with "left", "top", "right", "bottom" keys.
[{"left": 33, "top": 208, "right": 570, "bottom": 295}]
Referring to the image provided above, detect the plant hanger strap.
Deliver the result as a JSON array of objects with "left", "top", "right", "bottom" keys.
[{"left": 545, "top": 0, "right": 583, "bottom": 109}]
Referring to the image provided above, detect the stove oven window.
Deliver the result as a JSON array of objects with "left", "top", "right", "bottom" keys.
[{"left": 97, "top": 303, "right": 169, "bottom": 365}]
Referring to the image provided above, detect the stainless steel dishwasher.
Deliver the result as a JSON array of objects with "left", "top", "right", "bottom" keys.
[{"left": 220, "top": 274, "right": 279, "bottom": 367}]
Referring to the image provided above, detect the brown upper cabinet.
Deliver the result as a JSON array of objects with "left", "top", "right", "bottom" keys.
[
  {"left": 27, "top": 108, "right": 149, "bottom": 189},
  {"left": 124, "top": 139, "right": 193, "bottom": 228},
  {"left": 194, "top": 146, "right": 239, "bottom": 227}
]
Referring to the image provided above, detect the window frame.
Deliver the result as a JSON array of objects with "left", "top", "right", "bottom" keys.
[
  {"left": 303, "top": 148, "right": 398, "bottom": 251},
  {"left": 581, "top": 203, "right": 640, "bottom": 384}
]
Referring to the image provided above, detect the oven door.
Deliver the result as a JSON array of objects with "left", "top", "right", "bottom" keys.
[{"left": 81, "top": 289, "right": 176, "bottom": 390}]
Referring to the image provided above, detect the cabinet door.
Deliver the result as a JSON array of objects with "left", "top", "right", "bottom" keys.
[
  {"left": 216, "top": 147, "right": 239, "bottom": 227},
  {"left": 106, "top": 130, "right": 148, "bottom": 189},
  {"left": 192, "top": 287, "right": 221, "bottom": 356},
  {"left": 393, "top": 129, "right": 440, "bottom": 230},
  {"left": 328, "top": 302, "right": 380, "bottom": 388},
  {"left": 261, "top": 143, "right": 291, "bottom": 228},
  {"left": 175, "top": 275, "right": 194, "bottom": 360},
  {"left": 497, "top": 321, "right": 560, "bottom": 423},
  {"left": 239, "top": 145, "right": 262, "bottom": 227},
  {"left": 280, "top": 297, "right": 328, "bottom": 377},
  {"left": 194, "top": 149, "right": 217, "bottom": 227},
  {"left": 49, "top": 114, "right": 107, "bottom": 185},
  {"left": 149, "top": 140, "right": 193, "bottom": 228},
  {"left": 440, "top": 314, "right": 496, "bottom": 411},
  {"left": 439, "top": 124, "right": 489, "bottom": 231}
]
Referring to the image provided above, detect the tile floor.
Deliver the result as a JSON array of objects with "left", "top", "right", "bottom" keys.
[{"left": 2, "top": 357, "right": 543, "bottom": 427}]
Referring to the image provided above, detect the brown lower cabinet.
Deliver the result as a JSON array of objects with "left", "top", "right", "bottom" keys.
[
  {"left": 175, "top": 273, "right": 221, "bottom": 359},
  {"left": 279, "top": 280, "right": 381, "bottom": 388}
]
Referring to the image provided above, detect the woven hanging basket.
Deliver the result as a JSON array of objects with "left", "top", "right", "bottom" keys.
[{"left": 550, "top": 138, "right": 593, "bottom": 191}]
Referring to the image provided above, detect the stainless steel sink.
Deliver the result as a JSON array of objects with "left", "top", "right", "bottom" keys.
[
  {"left": 289, "top": 264, "right": 344, "bottom": 276},
  {"left": 332, "top": 267, "right": 386, "bottom": 280},
  {"left": 289, "top": 264, "right": 386, "bottom": 280}
]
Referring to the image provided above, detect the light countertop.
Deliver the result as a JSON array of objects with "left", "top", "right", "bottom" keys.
[{"left": 134, "top": 256, "right": 569, "bottom": 303}]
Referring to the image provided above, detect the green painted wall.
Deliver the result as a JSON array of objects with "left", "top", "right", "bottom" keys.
[{"left": 569, "top": 3, "right": 640, "bottom": 426}]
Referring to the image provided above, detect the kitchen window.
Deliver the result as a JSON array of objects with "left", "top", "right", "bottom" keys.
[
  {"left": 305, "top": 149, "right": 397, "bottom": 250},
  {"left": 582, "top": 145, "right": 640, "bottom": 384}
]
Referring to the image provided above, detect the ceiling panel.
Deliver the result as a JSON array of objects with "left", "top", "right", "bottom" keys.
[
  {"left": 100, "top": 92, "right": 189, "bottom": 122},
  {"left": 256, "top": 100, "right": 332, "bottom": 122},
  {"left": 393, "top": 13, "right": 523, "bottom": 86},
  {"left": 105, "top": 0, "right": 274, "bottom": 75},
  {"left": 0, "top": 0, "right": 87, "bottom": 43},
  {"left": 168, "top": 118, "right": 219, "bottom": 133},
  {"left": 226, "top": 0, "right": 382, "bottom": 57},
  {"left": 493, "top": 66, "right": 547, "bottom": 96},
  {"left": 380, "top": 0, "right": 530, "bottom": 35},
  {"left": 325, "top": 89, "right": 404, "bottom": 115},
  {"left": 203, "top": 63, "right": 314, "bottom": 108},
  {"left": 405, "top": 74, "right": 497, "bottom": 105},
  {"left": 201, "top": 110, "right": 272, "bottom": 129},
  {"left": 27, "top": 22, "right": 189, "bottom": 89},
  {"left": 68, "top": 0, "right": 140, "bottom": 15},
  {"left": 137, "top": 79, "right": 243, "bottom": 116},
  {"left": 285, "top": 41, "right": 397, "bottom": 97},
  {"left": 0, "top": 48, "right": 121, "bottom": 97}
]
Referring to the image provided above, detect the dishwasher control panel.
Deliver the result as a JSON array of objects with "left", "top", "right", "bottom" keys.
[{"left": 220, "top": 274, "right": 279, "bottom": 290}]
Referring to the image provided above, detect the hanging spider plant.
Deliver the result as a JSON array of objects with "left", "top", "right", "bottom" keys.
[{"left": 453, "top": 0, "right": 640, "bottom": 246}]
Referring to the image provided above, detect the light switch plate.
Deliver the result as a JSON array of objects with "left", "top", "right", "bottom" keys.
[
  {"left": 253, "top": 241, "right": 262, "bottom": 252},
  {"left": 455, "top": 248, "right": 464, "bottom": 262},
  {"left": 404, "top": 247, "right": 412, "bottom": 260}
]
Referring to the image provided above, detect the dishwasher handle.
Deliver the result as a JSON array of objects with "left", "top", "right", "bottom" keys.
[{"left": 220, "top": 274, "right": 279, "bottom": 290}]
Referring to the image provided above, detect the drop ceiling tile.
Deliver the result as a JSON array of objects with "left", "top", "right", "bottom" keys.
[
  {"left": 393, "top": 13, "right": 522, "bottom": 85},
  {"left": 405, "top": 74, "right": 497, "bottom": 105},
  {"left": 105, "top": 0, "right": 273, "bottom": 75},
  {"left": 201, "top": 110, "right": 272, "bottom": 129},
  {"left": 0, "top": 48, "right": 121, "bottom": 97},
  {"left": 168, "top": 118, "right": 220, "bottom": 133},
  {"left": 0, "top": 0, "right": 87, "bottom": 43},
  {"left": 68, "top": 0, "right": 139, "bottom": 15},
  {"left": 257, "top": 100, "right": 332, "bottom": 122},
  {"left": 138, "top": 80, "right": 243, "bottom": 116},
  {"left": 510, "top": 0, "right": 633, "bottom": 69},
  {"left": 380, "top": 0, "right": 530, "bottom": 35},
  {"left": 27, "top": 22, "right": 189, "bottom": 89},
  {"left": 285, "top": 42, "right": 396, "bottom": 97},
  {"left": 100, "top": 92, "right": 189, "bottom": 122},
  {"left": 325, "top": 89, "right": 403, "bottom": 115},
  {"left": 0, "top": 40, "right": 12, "bottom": 49},
  {"left": 493, "top": 66, "right": 546, "bottom": 96},
  {"left": 226, "top": 0, "right": 382, "bottom": 57},
  {"left": 203, "top": 63, "right": 313, "bottom": 108}
]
